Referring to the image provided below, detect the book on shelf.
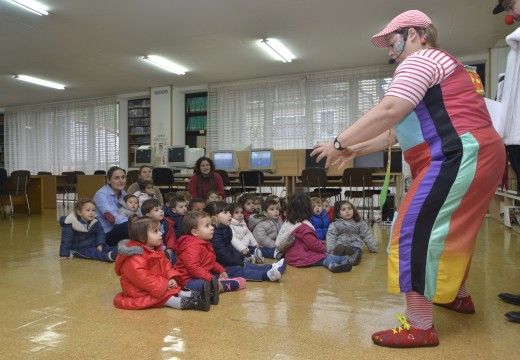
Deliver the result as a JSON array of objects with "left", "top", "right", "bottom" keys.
[
  {"left": 186, "top": 96, "right": 207, "bottom": 112},
  {"left": 186, "top": 116, "right": 207, "bottom": 131}
]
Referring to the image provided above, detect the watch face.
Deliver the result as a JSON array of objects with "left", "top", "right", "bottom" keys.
[{"left": 334, "top": 140, "right": 340, "bottom": 150}]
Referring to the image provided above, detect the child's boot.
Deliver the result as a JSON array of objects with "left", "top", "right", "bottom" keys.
[
  {"left": 180, "top": 291, "right": 210, "bottom": 312},
  {"left": 209, "top": 276, "right": 220, "bottom": 305}
]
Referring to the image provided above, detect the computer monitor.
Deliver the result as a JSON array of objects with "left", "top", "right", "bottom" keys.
[
  {"left": 305, "top": 148, "right": 326, "bottom": 169},
  {"left": 354, "top": 151, "right": 385, "bottom": 169},
  {"left": 167, "top": 146, "right": 187, "bottom": 167},
  {"left": 384, "top": 148, "right": 403, "bottom": 173},
  {"left": 185, "top": 147, "right": 205, "bottom": 168},
  {"left": 134, "top": 147, "right": 152, "bottom": 166},
  {"left": 249, "top": 148, "right": 276, "bottom": 172},
  {"left": 212, "top": 150, "right": 239, "bottom": 172}
]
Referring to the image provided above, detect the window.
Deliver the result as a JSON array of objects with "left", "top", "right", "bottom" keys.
[
  {"left": 207, "top": 67, "right": 393, "bottom": 150},
  {"left": 4, "top": 97, "right": 118, "bottom": 174}
]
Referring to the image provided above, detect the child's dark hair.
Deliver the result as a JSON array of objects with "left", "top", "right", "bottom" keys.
[
  {"left": 169, "top": 195, "right": 187, "bottom": 209},
  {"left": 188, "top": 197, "right": 205, "bottom": 211},
  {"left": 139, "top": 180, "right": 154, "bottom": 192},
  {"left": 183, "top": 211, "right": 211, "bottom": 235},
  {"left": 74, "top": 198, "right": 96, "bottom": 215},
  {"left": 206, "top": 190, "right": 220, "bottom": 199},
  {"left": 265, "top": 194, "right": 280, "bottom": 203},
  {"left": 286, "top": 193, "right": 313, "bottom": 224},
  {"left": 175, "top": 190, "right": 192, "bottom": 201},
  {"left": 334, "top": 200, "right": 361, "bottom": 222},
  {"left": 141, "top": 198, "right": 161, "bottom": 216},
  {"left": 128, "top": 214, "right": 160, "bottom": 245},
  {"left": 123, "top": 194, "right": 137, "bottom": 203},
  {"left": 203, "top": 201, "right": 230, "bottom": 217},
  {"left": 262, "top": 199, "right": 279, "bottom": 212},
  {"left": 228, "top": 203, "right": 243, "bottom": 216},
  {"left": 238, "top": 193, "right": 255, "bottom": 207}
]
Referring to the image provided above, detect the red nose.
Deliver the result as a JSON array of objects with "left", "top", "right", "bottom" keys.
[{"left": 505, "top": 14, "right": 515, "bottom": 25}]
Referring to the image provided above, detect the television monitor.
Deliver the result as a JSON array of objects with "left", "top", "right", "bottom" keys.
[
  {"left": 167, "top": 146, "right": 205, "bottom": 168},
  {"left": 134, "top": 146, "right": 152, "bottom": 166},
  {"left": 167, "top": 146, "right": 187, "bottom": 167},
  {"left": 305, "top": 148, "right": 326, "bottom": 169},
  {"left": 354, "top": 151, "right": 385, "bottom": 169},
  {"left": 212, "top": 150, "right": 239, "bottom": 172},
  {"left": 384, "top": 148, "right": 403, "bottom": 173},
  {"left": 249, "top": 148, "right": 276, "bottom": 172}
]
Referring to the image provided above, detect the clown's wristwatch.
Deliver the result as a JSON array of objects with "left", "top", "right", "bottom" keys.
[{"left": 334, "top": 137, "right": 345, "bottom": 151}]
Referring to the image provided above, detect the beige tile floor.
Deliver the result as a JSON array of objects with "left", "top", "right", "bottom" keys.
[{"left": 1, "top": 209, "right": 520, "bottom": 359}]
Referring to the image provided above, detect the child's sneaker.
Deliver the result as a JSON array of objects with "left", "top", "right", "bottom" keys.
[
  {"left": 107, "top": 251, "right": 117, "bottom": 262},
  {"left": 329, "top": 262, "right": 352, "bottom": 273},
  {"left": 209, "top": 276, "right": 220, "bottom": 305},
  {"left": 221, "top": 277, "right": 247, "bottom": 291},
  {"left": 267, "top": 267, "right": 282, "bottom": 282},
  {"left": 274, "top": 249, "right": 284, "bottom": 259},
  {"left": 271, "top": 258, "right": 287, "bottom": 275},
  {"left": 180, "top": 291, "right": 210, "bottom": 312},
  {"left": 372, "top": 315, "right": 439, "bottom": 348},
  {"left": 253, "top": 248, "right": 264, "bottom": 264},
  {"left": 347, "top": 248, "right": 362, "bottom": 266},
  {"left": 433, "top": 295, "right": 475, "bottom": 314},
  {"left": 243, "top": 257, "right": 252, "bottom": 264}
]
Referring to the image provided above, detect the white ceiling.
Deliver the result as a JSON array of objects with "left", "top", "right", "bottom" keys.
[{"left": 0, "top": 0, "right": 512, "bottom": 108}]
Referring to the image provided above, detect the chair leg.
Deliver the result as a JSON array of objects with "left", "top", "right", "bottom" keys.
[
  {"left": 9, "top": 194, "right": 14, "bottom": 217},
  {"left": 0, "top": 194, "right": 5, "bottom": 219},
  {"left": 25, "top": 193, "right": 31, "bottom": 216}
]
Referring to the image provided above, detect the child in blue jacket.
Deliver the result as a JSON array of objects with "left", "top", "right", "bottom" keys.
[
  {"left": 59, "top": 198, "right": 118, "bottom": 262},
  {"left": 310, "top": 197, "right": 330, "bottom": 242}
]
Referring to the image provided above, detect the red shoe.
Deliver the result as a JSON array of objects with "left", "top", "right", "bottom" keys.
[
  {"left": 434, "top": 296, "right": 475, "bottom": 314},
  {"left": 372, "top": 315, "right": 439, "bottom": 348}
]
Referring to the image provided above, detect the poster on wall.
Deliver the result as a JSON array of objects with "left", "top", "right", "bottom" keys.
[
  {"left": 504, "top": 206, "right": 520, "bottom": 227},
  {"left": 153, "top": 134, "right": 168, "bottom": 166}
]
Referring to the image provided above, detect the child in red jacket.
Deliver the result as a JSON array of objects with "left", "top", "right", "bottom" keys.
[
  {"left": 173, "top": 211, "right": 246, "bottom": 303},
  {"left": 113, "top": 215, "right": 209, "bottom": 311},
  {"left": 141, "top": 199, "right": 177, "bottom": 265}
]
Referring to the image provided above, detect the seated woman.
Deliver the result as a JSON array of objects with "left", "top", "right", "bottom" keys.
[
  {"left": 188, "top": 157, "right": 225, "bottom": 201},
  {"left": 93, "top": 166, "right": 130, "bottom": 246},
  {"left": 126, "top": 165, "right": 164, "bottom": 205}
]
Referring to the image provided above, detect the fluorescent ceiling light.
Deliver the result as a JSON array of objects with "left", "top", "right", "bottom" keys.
[
  {"left": 143, "top": 55, "right": 187, "bottom": 75},
  {"left": 260, "top": 38, "right": 295, "bottom": 63},
  {"left": 14, "top": 75, "right": 65, "bottom": 90},
  {"left": 10, "top": 0, "right": 49, "bottom": 15}
]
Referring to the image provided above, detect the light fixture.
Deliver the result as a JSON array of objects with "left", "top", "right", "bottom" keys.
[
  {"left": 14, "top": 75, "right": 65, "bottom": 90},
  {"left": 10, "top": 0, "right": 49, "bottom": 16},
  {"left": 259, "top": 38, "right": 295, "bottom": 63},
  {"left": 143, "top": 55, "right": 187, "bottom": 75}
]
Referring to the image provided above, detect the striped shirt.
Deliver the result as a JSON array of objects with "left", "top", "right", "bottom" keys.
[{"left": 386, "top": 49, "right": 458, "bottom": 106}]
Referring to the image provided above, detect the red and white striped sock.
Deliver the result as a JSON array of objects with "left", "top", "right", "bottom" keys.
[
  {"left": 457, "top": 282, "right": 469, "bottom": 298},
  {"left": 405, "top": 291, "right": 433, "bottom": 330}
]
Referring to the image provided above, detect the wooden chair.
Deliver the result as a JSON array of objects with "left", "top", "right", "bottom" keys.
[
  {"left": 341, "top": 168, "right": 380, "bottom": 222},
  {"left": 7, "top": 170, "right": 31, "bottom": 216},
  {"left": 301, "top": 167, "right": 341, "bottom": 202}
]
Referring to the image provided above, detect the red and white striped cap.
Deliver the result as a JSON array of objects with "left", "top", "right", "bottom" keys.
[{"left": 371, "top": 10, "right": 432, "bottom": 48}]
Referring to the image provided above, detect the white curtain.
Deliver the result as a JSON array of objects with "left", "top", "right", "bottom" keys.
[
  {"left": 4, "top": 97, "right": 118, "bottom": 174},
  {"left": 207, "top": 66, "right": 394, "bottom": 151}
]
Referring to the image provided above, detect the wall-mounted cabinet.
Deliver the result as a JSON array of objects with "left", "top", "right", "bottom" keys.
[
  {"left": 185, "top": 92, "right": 207, "bottom": 148},
  {"left": 128, "top": 98, "right": 150, "bottom": 167}
]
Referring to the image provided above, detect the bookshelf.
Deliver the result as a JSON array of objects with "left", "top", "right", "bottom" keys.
[
  {"left": 185, "top": 92, "right": 207, "bottom": 149},
  {"left": 128, "top": 98, "right": 150, "bottom": 167}
]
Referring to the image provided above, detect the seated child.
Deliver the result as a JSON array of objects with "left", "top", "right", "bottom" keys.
[
  {"left": 326, "top": 200, "right": 378, "bottom": 265},
  {"left": 322, "top": 198, "right": 334, "bottom": 222},
  {"left": 265, "top": 194, "right": 281, "bottom": 207},
  {"left": 173, "top": 211, "right": 246, "bottom": 302},
  {"left": 253, "top": 196, "right": 263, "bottom": 215},
  {"left": 134, "top": 180, "right": 158, "bottom": 207},
  {"left": 118, "top": 194, "right": 139, "bottom": 218},
  {"left": 275, "top": 194, "right": 360, "bottom": 273},
  {"left": 164, "top": 195, "right": 188, "bottom": 239},
  {"left": 310, "top": 197, "right": 330, "bottom": 243},
  {"left": 205, "top": 201, "right": 287, "bottom": 282},
  {"left": 238, "top": 193, "right": 256, "bottom": 223},
  {"left": 248, "top": 199, "right": 282, "bottom": 259},
  {"left": 207, "top": 190, "right": 221, "bottom": 202},
  {"left": 114, "top": 215, "right": 209, "bottom": 311},
  {"left": 188, "top": 197, "right": 206, "bottom": 212},
  {"left": 228, "top": 203, "right": 264, "bottom": 264},
  {"left": 59, "top": 198, "right": 117, "bottom": 262},
  {"left": 141, "top": 199, "right": 177, "bottom": 265}
]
